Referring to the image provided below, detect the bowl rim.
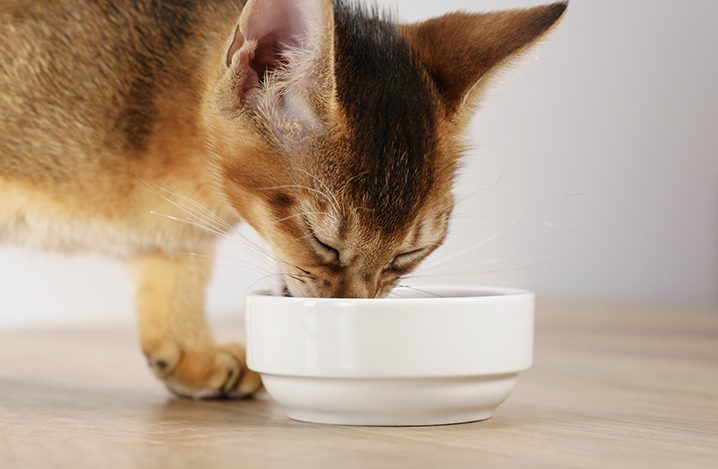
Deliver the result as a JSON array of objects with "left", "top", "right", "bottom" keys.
[{"left": 246, "top": 284, "right": 534, "bottom": 304}]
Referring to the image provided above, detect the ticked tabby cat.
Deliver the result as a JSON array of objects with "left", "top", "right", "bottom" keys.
[{"left": 0, "top": 0, "right": 566, "bottom": 398}]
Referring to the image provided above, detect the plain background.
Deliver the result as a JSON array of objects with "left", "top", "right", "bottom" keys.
[{"left": 1, "top": 0, "right": 716, "bottom": 328}]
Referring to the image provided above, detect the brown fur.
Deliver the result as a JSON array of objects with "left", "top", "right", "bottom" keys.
[{"left": 0, "top": 0, "right": 566, "bottom": 399}]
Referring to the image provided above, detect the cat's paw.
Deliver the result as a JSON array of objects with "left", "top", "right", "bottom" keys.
[{"left": 145, "top": 342, "right": 262, "bottom": 399}]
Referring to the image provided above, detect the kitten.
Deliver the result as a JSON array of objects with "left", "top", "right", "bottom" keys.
[{"left": 0, "top": 0, "right": 566, "bottom": 399}]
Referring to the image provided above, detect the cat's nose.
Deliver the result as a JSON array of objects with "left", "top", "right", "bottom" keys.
[
  {"left": 333, "top": 286, "right": 371, "bottom": 299},
  {"left": 330, "top": 279, "right": 375, "bottom": 298}
]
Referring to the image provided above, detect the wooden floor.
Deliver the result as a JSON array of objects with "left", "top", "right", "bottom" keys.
[{"left": 1, "top": 300, "right": 717, "bottom": 469}]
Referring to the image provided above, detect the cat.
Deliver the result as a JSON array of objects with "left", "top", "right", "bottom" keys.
[{"left": 0, "top": 0, "right": 566, "bottom": 399}]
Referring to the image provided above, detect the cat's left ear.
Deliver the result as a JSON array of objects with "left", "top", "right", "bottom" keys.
[
  {"left": 402, "top": 2, "right": 568, "bottom": 121},
  {"left": 222, "top": 0, "right": 336, "bottom": 136}
]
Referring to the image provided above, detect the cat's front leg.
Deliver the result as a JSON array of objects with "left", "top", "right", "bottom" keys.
[{"left": 130, "top": 251, "right": 262, "bottom": 399}]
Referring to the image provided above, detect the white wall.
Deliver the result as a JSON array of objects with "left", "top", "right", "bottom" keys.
[{"left": 1, "top": 0, "right": 716, "bottom": 328}]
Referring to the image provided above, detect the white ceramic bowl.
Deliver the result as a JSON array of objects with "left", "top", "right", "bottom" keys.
[{"left": 246, "top": 285, "right": 534, "bottom": 426}]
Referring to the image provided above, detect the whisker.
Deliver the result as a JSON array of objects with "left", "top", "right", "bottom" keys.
[
  {"left": 402, "top": 264, "right": 543, "bottom": 280},
  {"left": 288, "top": 274, "right": 309, "bottom": 284},
  {"left": 181, "top": 207, "right": 278, "bottom": 265},
  {"left": 450, "top": 214, "right": 491, "bottom": 223},
  {"left": 152, "top": 184, "right": 234, "bottom": 232},
  {"left": 524, "top": 256, "right": 550, "bottom": 265},
  {"left": 243, "top": 272, "right": 315, "bottom": 294},
  {"left": 142, "top": 181, "right": 282, "bottom": 266},
  {"left": 275, "top": 211, "right": 332, "bottom": 223},
  {"left": 396, "top": 285, "right": 445, "bottom": 298},
  {"left": 143, "top": 183, "right": 233, "bottom": 236},
  {"left": 416, "top": 258, "right": 503, "bottom": 274},
  {"left": 293, "top": 265, "right": 314, "bottom": 276},
  {"left": 150, "top": 211, "right": 225, "bottom": 237},
  {"left": 422, "top": 213, "right": 524, "bottom": 270},
  {"left": 144, "top": 187, "right": 271, "bottom": 262},
  {"left": 243, "top": 273, "right": 289, "bottom": 294},
  {"left": 133, "top": 174, "right": 309, "bottom": 277},
  {"left": 293, "top": 168, "right": 343, "bottom": 216},
  {"left": 150, "top": 210, "right": 278, "bottom": 266},
  {"left": 437, "top": 172, "right": 505, "bottom": 214},
  {"left": 543, "top": 221, "right": 580, "bottom": 232},
  {"left": 341, "top": 169, "right": 371, "bottom": 194}
]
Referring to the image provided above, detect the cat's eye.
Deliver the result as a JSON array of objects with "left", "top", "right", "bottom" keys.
[
  {"left": 386, "top": 248, "right": 426, "bottom": 272},
  {"left": 309, "top": 229, "right": 340, "bottom": 262}
]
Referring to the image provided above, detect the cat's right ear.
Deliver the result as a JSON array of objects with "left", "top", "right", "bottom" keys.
[{"left": 220, "top": 0, "right": 336, "bottom": 133}]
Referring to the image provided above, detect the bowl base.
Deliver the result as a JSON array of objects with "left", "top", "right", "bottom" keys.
[
  {"left": 261, "top": 373, "right": 519, "bottom": 427},
  {"left": 286, "top": 409, "right": 494, "bottom": 427}
]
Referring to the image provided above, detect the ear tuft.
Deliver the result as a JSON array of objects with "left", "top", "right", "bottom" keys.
[
  {"left": 403, "top": 2, "right": 568, "bottom": 117},
  {"left": 225, "top": 0, "right": 333, "bottom": 99},
  {"left": 220, "top": 0, "right": 336, "bottom": 146}
]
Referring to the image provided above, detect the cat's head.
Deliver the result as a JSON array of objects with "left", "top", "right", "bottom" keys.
[{"left": 206, "top": 0, "right": 566, "bottom": 297}]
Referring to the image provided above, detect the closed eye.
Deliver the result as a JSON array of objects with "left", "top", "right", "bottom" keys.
[
  {"left": 386, "top": 247, "right": 427, "bottom": 271},
  {"left": 308, "top": 227, "right": 340, "bottom": 262}
]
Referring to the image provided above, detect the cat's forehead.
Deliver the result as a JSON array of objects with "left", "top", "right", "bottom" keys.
[{"left": 329, "top": 5, "right": 439, "bottom": 234}]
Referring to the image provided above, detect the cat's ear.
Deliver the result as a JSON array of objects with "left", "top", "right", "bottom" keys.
[
  {"left": 402, "top": 2, "right": 567, "bottom": 119},
  {"left": 222, "top": 0, "right": 336, "bottom": 136}
]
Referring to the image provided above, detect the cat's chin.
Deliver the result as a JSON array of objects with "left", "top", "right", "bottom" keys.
[
  {"left": 272, "top": 280, "right": 294, "bottom": 297},
  {"left": 269, "top": 273, "right": 294, "bottom": 297}
]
